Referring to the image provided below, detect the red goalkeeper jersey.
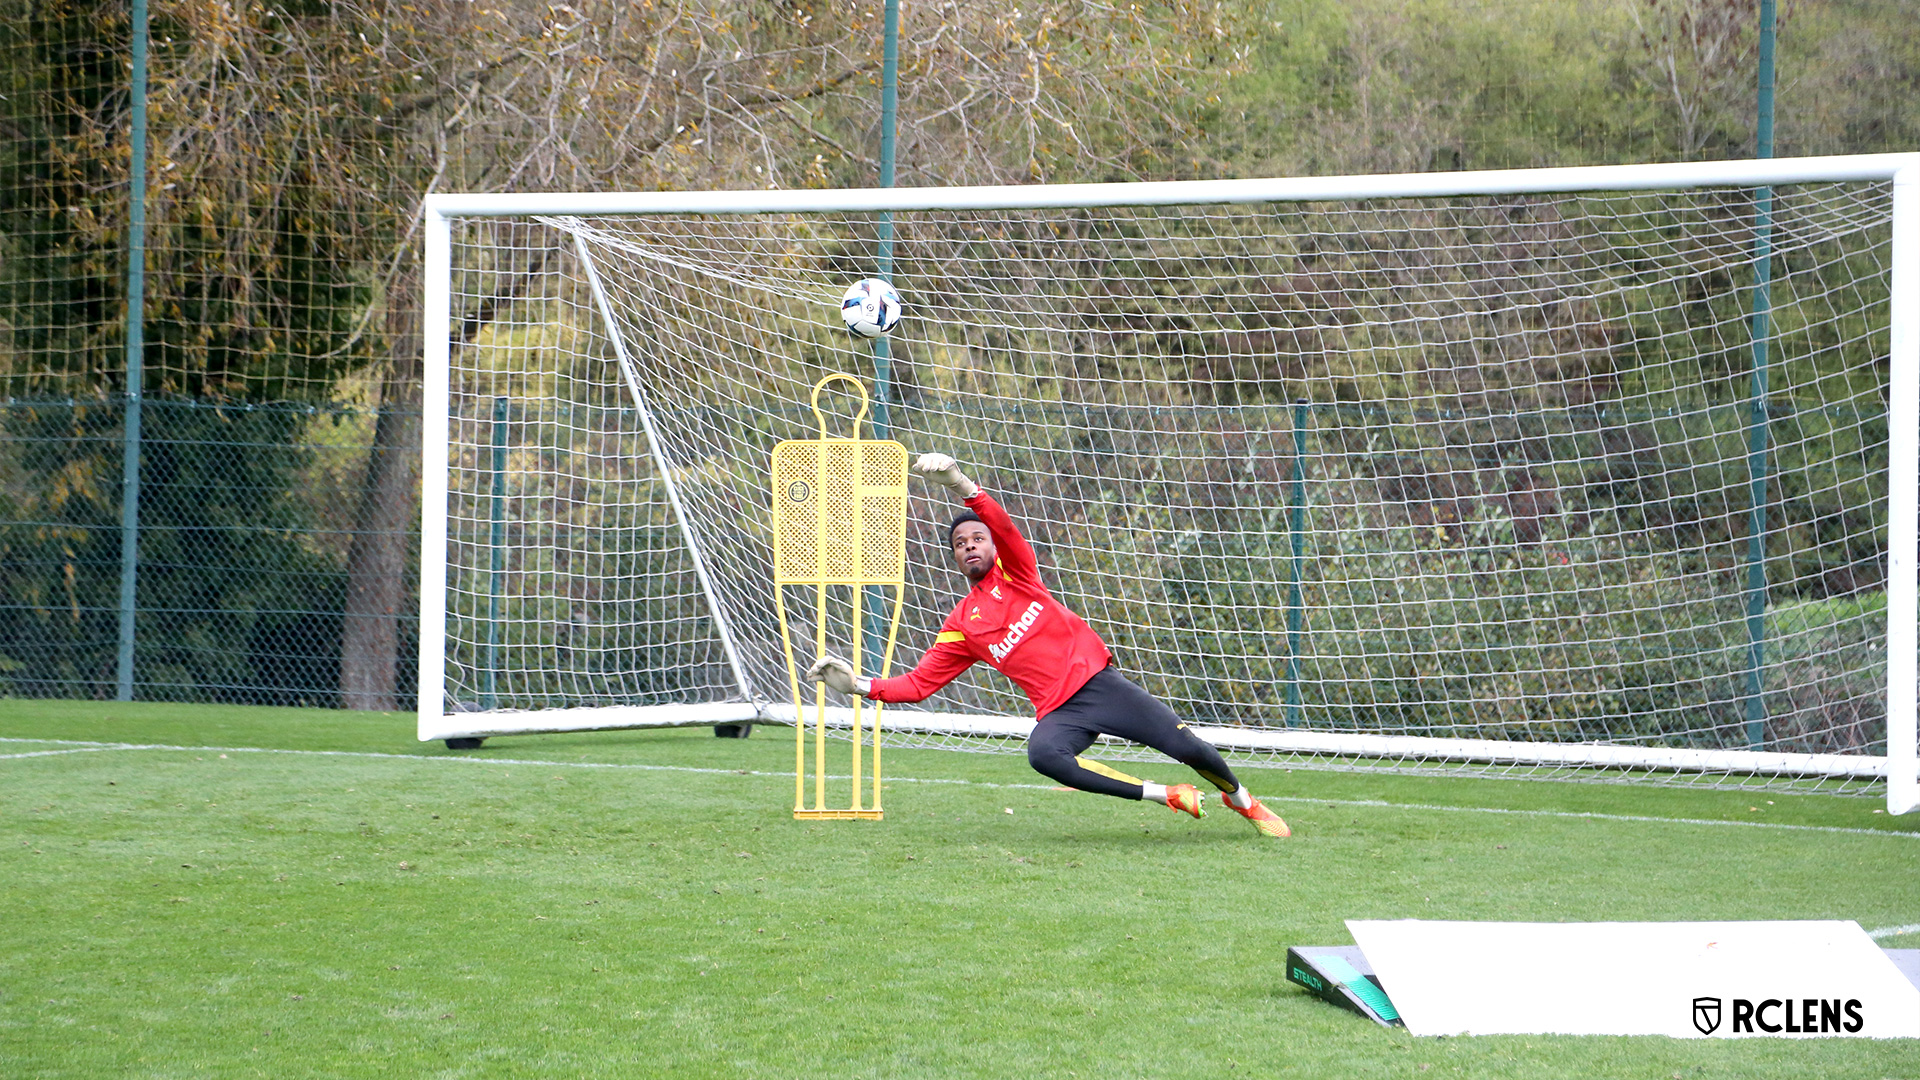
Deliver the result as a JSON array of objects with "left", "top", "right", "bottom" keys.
[{"left": 865, "top": 489, "right": 1111, "bottom": 718}]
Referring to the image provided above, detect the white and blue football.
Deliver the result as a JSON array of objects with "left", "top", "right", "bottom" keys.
[{"left": 840, "top": 278, "right": 903, "bottom": 337}]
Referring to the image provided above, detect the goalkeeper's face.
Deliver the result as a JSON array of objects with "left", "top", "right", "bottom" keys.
[{"left": 950, "top": 521, "right": 996, "bottom": 582}]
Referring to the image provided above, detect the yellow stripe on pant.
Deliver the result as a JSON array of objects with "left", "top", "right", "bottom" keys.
[{"left": 1074, "top": 756, "right": 1147, "bottom": 787}]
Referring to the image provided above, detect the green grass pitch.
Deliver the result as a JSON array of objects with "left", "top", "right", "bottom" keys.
[{"left": 2, "top": 699, "right": 1916, "bottom": 1078}]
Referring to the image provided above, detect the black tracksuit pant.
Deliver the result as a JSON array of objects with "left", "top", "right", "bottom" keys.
[{"left": 1025, "top": 666, "right": 1240, "bottom": 800}]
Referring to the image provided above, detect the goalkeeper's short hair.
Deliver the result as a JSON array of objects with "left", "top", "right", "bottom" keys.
[{"left": 947, "top": 510, "right": 984, "bottom": 544}]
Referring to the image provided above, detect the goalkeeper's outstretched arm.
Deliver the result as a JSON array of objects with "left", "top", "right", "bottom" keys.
[
  {"left": 803, "top": 654, "right": 869, "bottom": 696},
  {"left": 914, "top": 452, "right": 1039, "bottom": 586},
  {"left": 911, "top": 452, "right": 977, "bottom": 499},
  {"left": 807, "top": 633, "right": 974, "bottom": 704}
]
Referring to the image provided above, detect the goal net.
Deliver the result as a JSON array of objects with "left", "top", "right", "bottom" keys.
[{"left": 418, "top": 156, "right": 1919, "bottom": 812}]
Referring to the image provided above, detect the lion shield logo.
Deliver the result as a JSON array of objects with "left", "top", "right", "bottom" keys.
[{"left": 1692, "top": 997, "right": 1723, "bottom": 1035}]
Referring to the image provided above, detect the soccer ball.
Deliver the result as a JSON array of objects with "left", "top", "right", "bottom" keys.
[{"left": 840, "top": 278, "right": 903, "bottom": 337}]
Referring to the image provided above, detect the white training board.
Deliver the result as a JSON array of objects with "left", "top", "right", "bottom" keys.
[{"left": 1346, "top": 920, "right": 1920, "bottom": 1038}]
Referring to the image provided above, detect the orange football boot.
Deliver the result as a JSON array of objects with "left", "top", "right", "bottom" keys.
[
  {"left": 1226, "top": 795, "right": 1291, "bottom": 838},
  {"left": 1165, "top": 783, "right": 1205, "bottom": 819}
]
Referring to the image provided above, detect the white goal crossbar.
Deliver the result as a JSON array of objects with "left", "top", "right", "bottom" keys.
[{"left": 420, "top": 154, "right": 1919, "bottom": 813}]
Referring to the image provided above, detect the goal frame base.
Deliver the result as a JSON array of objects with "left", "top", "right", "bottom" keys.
[{"left": 419, "top": 700, "right": 1905, "bottom": 786}]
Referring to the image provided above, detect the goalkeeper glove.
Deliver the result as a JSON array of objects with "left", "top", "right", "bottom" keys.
[
  {"left": 805, "top": 654, "right": 871, "bottom": 696},
  {"left": 913, "top": 452, "right": 979, "bottom": 498}
]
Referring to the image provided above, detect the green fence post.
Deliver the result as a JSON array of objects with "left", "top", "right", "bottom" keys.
[
  {"left": 1286, "top": 400, "right": 1308, "bottom": 727},
  {"left": 1743, "top": 0, "right": 1778, "bottom": 749},
  {"left": 872, "top": 0, "right": 899, "bottom": 439},
  {"left": 483, "top": 396, "right": 509, "bottom": 710},
  {"left": 115, "top": 0, "right": 150, "bottom": 701},
  {"left": 863, "top": 0, "right": 902, "bottom": 678}
]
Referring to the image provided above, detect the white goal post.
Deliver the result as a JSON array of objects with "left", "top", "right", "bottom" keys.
[{"left": 418, "top": 154, "right": 1919, "bottom": 813}]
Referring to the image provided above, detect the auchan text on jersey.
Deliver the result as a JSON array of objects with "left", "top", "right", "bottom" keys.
[{"left": 989, "top": 601, "right": 1045, "bottom": 662}]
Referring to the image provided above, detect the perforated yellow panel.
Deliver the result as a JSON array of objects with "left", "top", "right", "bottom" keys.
[{"left": 771, "top": 439, "right": 908, "bottom": 586}]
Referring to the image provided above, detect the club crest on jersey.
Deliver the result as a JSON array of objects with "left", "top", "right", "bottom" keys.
[
  {"left": 990, "top": 585, "right": 1003, "bottom": 599},
  {"left": 989, "top": 601, "right": 1045, "bottom": 662}
]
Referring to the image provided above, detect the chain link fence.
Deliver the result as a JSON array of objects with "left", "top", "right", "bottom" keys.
[{"left": 0, "top": 397, "right": 414, "bottom": 704}]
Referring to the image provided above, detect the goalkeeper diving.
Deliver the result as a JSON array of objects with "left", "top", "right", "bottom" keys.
[{"left": 808, "top": 454, "right": 1290, "bottom": 837}]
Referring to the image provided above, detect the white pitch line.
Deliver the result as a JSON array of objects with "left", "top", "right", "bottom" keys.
[
  {"left": 1, "top": 737, "right": 152, "bottom": 747},
  {"left": 0, "top": 746, "right": 126, "bottom": 760},
  {"left": 1868, "top": 924, "right": 1920, "bottom": 939},
  {"left": 3, "top": 737, "right": 1917, "bottom": 841}
]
